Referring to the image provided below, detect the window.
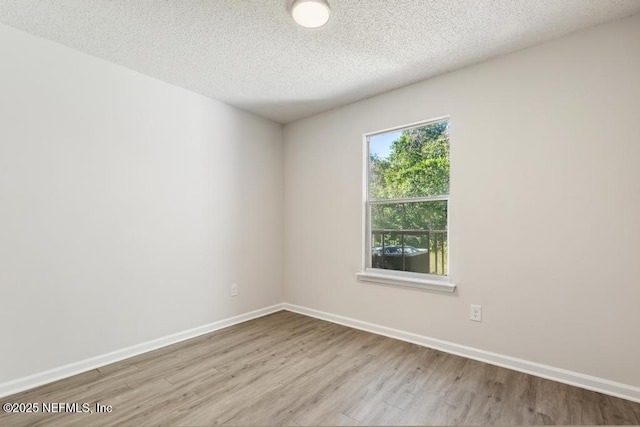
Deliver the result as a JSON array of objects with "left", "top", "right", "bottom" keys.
[{"left": 358, "top": 118, "right": 455, "bottom": 292}]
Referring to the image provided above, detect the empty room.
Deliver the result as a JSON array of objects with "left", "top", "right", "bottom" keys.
[{"left": 1, "top": 0, "right": 639, "bottom": 425}]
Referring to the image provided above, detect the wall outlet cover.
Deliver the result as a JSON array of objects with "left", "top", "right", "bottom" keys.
[{"left": 470, "top": 304, "right": 482, "bottom": 322}]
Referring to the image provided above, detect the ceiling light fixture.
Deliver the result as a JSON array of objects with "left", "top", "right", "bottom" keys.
[{"left": 290, "top": 0, "right": 331, "bottom": 29}]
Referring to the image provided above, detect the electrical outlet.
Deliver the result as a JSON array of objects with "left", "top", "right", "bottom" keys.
[
  {"left": 470, "top": 304, "right": 482, "bottom": 322},
  {"left": 230, "top": 283, "right": 238, "bottom": 297}
]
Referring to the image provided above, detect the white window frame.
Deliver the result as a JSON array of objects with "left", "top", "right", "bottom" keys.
[{"left": 356, "top": 117, "right": 456, "bottom": 293}]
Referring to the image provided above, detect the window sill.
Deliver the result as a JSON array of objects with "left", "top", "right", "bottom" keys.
[{"left": 356, "top": 271, "right": 456, "bottom": 293}]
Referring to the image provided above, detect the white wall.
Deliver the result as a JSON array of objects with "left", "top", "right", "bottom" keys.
[
  {"left": 0, "top": 24, "right": 283, "bottom": 384},
  {"left": 284, "top": 14, "right": 640, "bottom": 387}
]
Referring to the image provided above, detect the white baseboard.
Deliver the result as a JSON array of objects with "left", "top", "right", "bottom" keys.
[
  {"left": 3, "top": 302, "right": 638, "bottom": 404},
  {"left": 0, "top": 304, "right": 284, "bottom": 399},
  {"left": 282, "top": 303, "right": 640, "bottom": 403}
]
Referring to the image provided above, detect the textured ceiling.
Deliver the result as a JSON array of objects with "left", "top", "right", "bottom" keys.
[{"left": 1, "top": 1, "right": 639, "bottom": 124}]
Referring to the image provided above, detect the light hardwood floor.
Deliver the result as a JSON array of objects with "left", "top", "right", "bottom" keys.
[{"left": 1, "top": 311, "right": 639, "bottom": 426}]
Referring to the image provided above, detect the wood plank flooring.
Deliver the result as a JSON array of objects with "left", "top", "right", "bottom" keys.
[{"left": 1, "top": 311, "right": 639, "bottom": 426}]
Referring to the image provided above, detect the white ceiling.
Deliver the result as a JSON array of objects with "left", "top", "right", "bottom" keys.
[{"left": 1, "top": 1, "right": 639, "bottom": 124}]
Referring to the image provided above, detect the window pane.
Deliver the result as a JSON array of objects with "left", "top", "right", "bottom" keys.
[
  {"left": 369, "top": 120, "right": 450, "bottom": 200},
  {"left": 371, "top": 201, "right": 448, "bottom": 276}
]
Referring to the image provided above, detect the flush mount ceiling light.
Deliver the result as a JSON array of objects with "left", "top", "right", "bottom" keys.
[{"left": 290, "top": 0, "right": 331, "bottom": 29}]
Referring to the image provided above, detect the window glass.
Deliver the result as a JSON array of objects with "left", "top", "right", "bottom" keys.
[{"left": 367, "top": 119, "right": 450, "bottom": 277}]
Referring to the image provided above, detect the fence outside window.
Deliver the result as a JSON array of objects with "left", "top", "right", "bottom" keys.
[{"left": 371, "top": 229, "right": 447, "bottom": 276}]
